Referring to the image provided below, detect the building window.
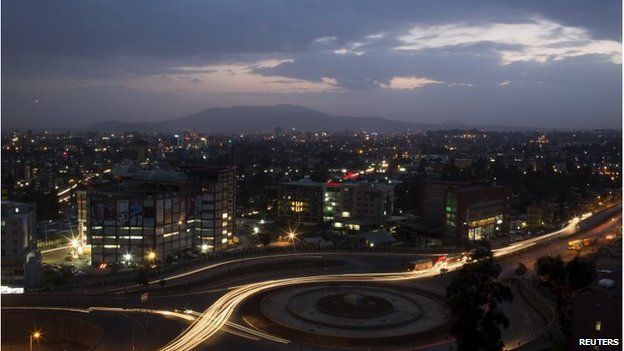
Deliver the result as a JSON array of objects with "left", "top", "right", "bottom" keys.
[{"left": 595, "top": 321, "right": 601, "bottom": 331}]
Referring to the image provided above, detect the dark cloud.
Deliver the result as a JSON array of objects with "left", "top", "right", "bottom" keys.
[{"left": 1, "top": 0, "right": 621, "bottom": 129}]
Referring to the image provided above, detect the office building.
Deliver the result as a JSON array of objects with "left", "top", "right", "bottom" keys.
[
  {"left": 85, "top": 166, "right": 236, "bottom": 266},
  {"left": 421, "top": 180, "right": 510, "bottom": 244},
  {"left": 278, "top": 178, "right": 394, "bottom": 231},
  {"left": 444, "top": 185, "right": 511, "bottom": 243},
  {"left": 278, "top": 178, "right": 325, "bottom": 223},
  {"left": 1, "top": 201, "right": 40, "bottom": 288}
]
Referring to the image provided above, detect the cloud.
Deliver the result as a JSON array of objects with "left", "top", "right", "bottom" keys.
[
  {"left": 380, "top": 76, "right": 445, "bottom": 89},
  {"left": 395, "top": 18, "right": 622, "bottom": 65},
  {"left": 499, "top": 80, "right": 511, "bottom": 86},
  {"left": 125, "top": 59, "right": 340, "bottom": 94},
  {"left": 365, "top": 33, "right": 385, "bottom": 40},
  {"left": 333, "top": 43, "right": 366, "bottom": 56},
  {"left": 315, "top": 36, "right": 338, "bottom": 44},
  {"left": 252, "top": 59, "right": 294, "bottom": 69},
  {"left": 330, "top": 33, "right": 385, "bottom": 56}
]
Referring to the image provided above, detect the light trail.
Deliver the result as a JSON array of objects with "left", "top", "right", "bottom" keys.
[
  {"left": 40, "top": 244, "right": 72, "bottom": 254},
  {"left": 2, "top": 306, "right": 287, "bottom": 343},
  {"left": 160, "top": 213, "right": 613, "bottom": 351}
]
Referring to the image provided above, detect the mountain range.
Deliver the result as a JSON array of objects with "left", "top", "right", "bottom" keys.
[{"left": 87, "top": 104, "right": 530, "bottom": 133}]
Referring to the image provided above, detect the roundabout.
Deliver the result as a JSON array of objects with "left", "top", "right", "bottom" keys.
[{"left": 241, "top": 283, "right": 452, "bottom": 348}]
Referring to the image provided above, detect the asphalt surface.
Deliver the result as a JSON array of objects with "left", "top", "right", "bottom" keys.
[{"left": 3, "top": 211, "right": 621, "bottom": 351}]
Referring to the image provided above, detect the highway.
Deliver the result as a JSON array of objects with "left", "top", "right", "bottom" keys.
[
  {"left": 159, "top": 209, "right": 620, "bottom": 351},
  {"left": 4, "top": 205, "right": 620, "bottom": 351}
]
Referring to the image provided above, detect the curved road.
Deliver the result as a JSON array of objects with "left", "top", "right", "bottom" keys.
[{"left": 4, "top": 206, "right": 621, "bottom": 351}]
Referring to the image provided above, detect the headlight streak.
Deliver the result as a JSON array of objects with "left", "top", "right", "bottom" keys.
[{"left": 160, "top": 218, "right": 586, "bottom": 351}]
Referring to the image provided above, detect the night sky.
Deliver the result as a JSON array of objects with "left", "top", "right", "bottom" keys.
[{"left": 2, "top": 0, "right": 622, "bottom": 130}]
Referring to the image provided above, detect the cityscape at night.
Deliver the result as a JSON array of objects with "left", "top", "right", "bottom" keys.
[{"left": 1, "top": 1, "right": 622, "bottom": 351}]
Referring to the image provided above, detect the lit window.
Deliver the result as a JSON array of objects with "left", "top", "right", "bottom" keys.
[{"left": 595, "top": 321, "right": 601, "bottom": 331}]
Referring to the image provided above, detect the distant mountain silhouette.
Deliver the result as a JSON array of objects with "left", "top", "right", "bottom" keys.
[{"left": 87, "top": 104, "right": 530, "bottom": 133}]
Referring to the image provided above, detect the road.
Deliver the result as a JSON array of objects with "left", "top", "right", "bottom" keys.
[
  {"left": 159, "top": 210, "right": 620, "bottom": 351},
  {"left": 3, "top": 206, "right": 621, "bottom": 351}
]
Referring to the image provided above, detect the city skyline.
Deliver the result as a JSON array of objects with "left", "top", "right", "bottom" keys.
[{"left": 2, "top": 0, "right": 622, "bottom": 130}]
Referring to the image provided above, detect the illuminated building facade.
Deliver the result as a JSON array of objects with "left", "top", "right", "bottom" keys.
[
  {"left": 278, "top": 178, "right": 394, "bottom": 230},
  {"left": 1, "top": 201, "right": 40, "bottom": 288},
  {"left": 443, "top": 185, "right": 511, "bottom": 243},
  {"left": 86, "top": 166, "right": 236, "bottom": 266},
  {"left": 330, "top": 182, "right": 394, "bottom": 231},
  {"left": 277, "top": 178, "right": 324, "bottom": 223}
]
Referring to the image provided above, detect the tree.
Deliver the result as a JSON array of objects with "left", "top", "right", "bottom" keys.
[
  {"left": 514, "top": 263, "right": 528, "bottom": 277},
  {"left": 534, "top": 255, "right": 565, "bottom": 284},
  {"left": 564, "top": 257, "right": 596, "bottom": 290},
  {"left": 534, "top": 255, "right": 597, "bottom": 339},
  {"left": 446, "top": 243, "right": 513, "bottom": 351}
]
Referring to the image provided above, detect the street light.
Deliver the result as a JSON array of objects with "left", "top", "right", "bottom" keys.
[
  {"left": 30, "top": 331, "right": 41, "bottom": 351},
  {"left": 287, "top": 231, "right": 297, "bottom": 251},
  {"left": 201, "top": 243, "right": 209, "bottom": 253},
  {"left": 147, "top": 251, "right": 156, "bottom": 262},
  {"left": 123, "top": 253, "right": 132, "bottom": 263}
]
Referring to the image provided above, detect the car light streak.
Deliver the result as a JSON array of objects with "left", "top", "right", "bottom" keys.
[{"left": 160, "top": 217, "right": 595, "bottom": 351}]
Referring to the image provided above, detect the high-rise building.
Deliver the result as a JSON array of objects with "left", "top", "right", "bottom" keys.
[
  {"left": 85, "top": 166, "right": 236, "bottom": 266},
  {"left": 1, "top": 201, "right": 40, "bottom": 288},
  {"left": 180, "top": 165, "right": 237, "bottom": 252}
]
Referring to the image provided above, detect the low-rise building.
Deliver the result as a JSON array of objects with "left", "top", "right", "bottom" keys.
[
  {"left": 569, "top": 272, "right": 621, "bottom": 351},
  {"left": 277, "top": 178, "right": 325, "bottom": 223},
  {"left": 277, "top": 178, "right": 394, "bottom": 231},
  {"left": 526, "top": 203, "right": 556, "bottom": 228},
  {"left": 444, "top": 184, "right": 511, "bottom": 244},
  {"left": 420, "top": 180, "right": 511, "bottom": 244}
]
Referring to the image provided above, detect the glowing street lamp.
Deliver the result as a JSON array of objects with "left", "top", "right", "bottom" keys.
[
  {"left": 123, "top": 253, "right": 132, "bottom": 263},
  {"left": 30, "top": 330, "right": 41, "bottom": 351},
  {"left": 286, "top": 230, "right": 297, "bottom": 251},
  {"left": 201, "top": 243, "right": 209, "bottom": 253},
  {"left": 147, "top": 251, "right": 156, "bottom": 262}
]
